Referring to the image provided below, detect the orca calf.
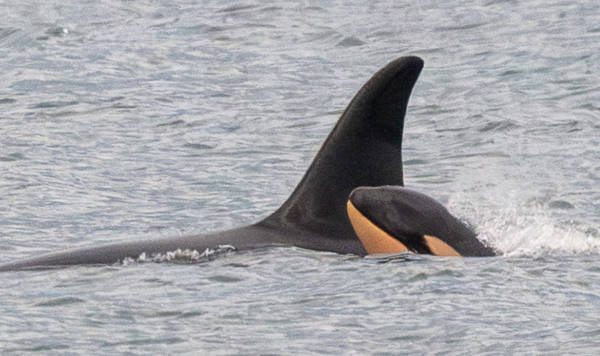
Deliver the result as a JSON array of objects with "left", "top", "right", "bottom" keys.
[
  {"left": 348, "top": 186, "right": 496, "bottom": 257},
  {"left": 0, "top": 56, "right": 496, "bottom": 271}
]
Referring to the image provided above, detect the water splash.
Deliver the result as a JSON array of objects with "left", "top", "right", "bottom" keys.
[
  {"left": 478, "top": 208, "right": 600, "bottom": 257},
  {"left": 121, "top": 245, "right": 236, "bottom": 266}
]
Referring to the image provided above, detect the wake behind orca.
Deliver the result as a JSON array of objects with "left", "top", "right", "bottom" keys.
[{"left": 0, "top": 56, "right": 496, "bottom": 271}]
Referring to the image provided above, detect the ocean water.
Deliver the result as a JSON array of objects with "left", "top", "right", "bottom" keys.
[{"left": 1, "top": 0, "right": 599, "bottom": 354}]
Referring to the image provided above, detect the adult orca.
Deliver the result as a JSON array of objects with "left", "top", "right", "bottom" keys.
[{"left": 0, "top": 56, "right": 495, "bottom": 271}]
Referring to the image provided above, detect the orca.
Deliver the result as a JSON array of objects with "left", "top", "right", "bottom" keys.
[
  {"left": 0, "top": 56, "right": 496, "bottom": 271},
  {"left": 347, "top": 186, "right": 497, "bottom": 257}
]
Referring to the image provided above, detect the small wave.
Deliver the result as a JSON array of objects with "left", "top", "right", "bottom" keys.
[
  {"left": 121, "top": 245, "right": 236, "bottom": 266},
  {"left": 478, "top": 209, "right": 600, "bottom": 257},
  {"left": 336, "top": 36, "right": 365, "bottom": 48}
]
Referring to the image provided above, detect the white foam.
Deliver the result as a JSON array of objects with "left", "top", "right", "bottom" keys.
[
  {"left": 478, "top": 208, "right": 600, "bottom": 257},
  {"left": 120, "top": 245, "right": 236, "bottom": 266}
]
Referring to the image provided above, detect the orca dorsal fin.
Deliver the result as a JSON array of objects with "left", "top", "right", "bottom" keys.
[{"left": 261, "top": 56, "right": 424, "bottom": 243}]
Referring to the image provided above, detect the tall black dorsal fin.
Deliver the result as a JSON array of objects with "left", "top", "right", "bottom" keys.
[
  {"left": 261, "top": 56, "right": 424, "bottom": 242},
  {"left": 0, "top": 56, "right": 424, "bottom": 271}
]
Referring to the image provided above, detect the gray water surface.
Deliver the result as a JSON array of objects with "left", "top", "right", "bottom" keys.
[{"left": 1, "top": 0, "right": 600, "bottom": 354}]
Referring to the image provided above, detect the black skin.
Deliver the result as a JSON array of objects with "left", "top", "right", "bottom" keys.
[
  {"left": 349, "top": 186, "right": 498, "bottom": 257},
  {"left": 0, "top": 56, "right": 494, "bottom": 271}
]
